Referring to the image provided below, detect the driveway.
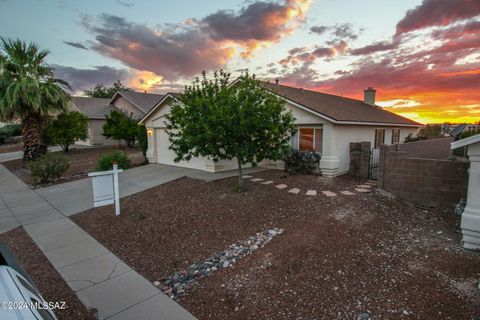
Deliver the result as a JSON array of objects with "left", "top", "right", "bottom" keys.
[{"left": 37, "top": 163, "right": 267, "bottom": 217}]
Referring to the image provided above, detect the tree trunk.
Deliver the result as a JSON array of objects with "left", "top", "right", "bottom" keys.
[
  {"left": 23, "top": 115, "right": 47, "bottom": 161},
  {"left": 126, "top": 138, "right": 135, "bottom": 148},
  {"left": 237, "top": 159, "right": 244, "bottom": 191}
]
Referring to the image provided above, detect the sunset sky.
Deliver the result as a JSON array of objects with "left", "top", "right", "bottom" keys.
[{"left": 1, "top": 0, "right": 479, "bottom": 124}]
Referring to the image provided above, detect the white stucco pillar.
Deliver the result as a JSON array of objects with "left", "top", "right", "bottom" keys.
[
  {"left": 146, "top": 127, "right": 157, "bottom": 163},
  {"left": 319, "top": 123, "right": 340, "bottom": 177},
  {"left": 452, "top": 135, "right": 480, "bottom": 250}
]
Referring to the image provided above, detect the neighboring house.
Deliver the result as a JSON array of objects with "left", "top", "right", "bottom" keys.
[
  {"left": 70, "top": 91, "right": 165, "bottom": 146},
  {"left": 443, "top": 123, "right": 480, "bottom": 137},
  {"left": 69, "top": 97, "right": 116, "bottom": 146},
  {"left": 140, "top": 82, "right": 422, "bottom": 176},
  {"left": 109, "top": 91, "right": 165, "bottom": 119}
]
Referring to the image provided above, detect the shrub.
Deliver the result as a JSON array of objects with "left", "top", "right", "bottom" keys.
[
  {"left": 0, "top": 124, "right": 22, "bottom": 144},
  {"left": 137, "top": 124, "right": 148, "bottom": 161},
  {"left": 103, "top": 110, "right": 138, "bottom": 148},
  {"left": 96, "top": 150, "right": 131, "bottom": 171},
  {"left": 46, "top": 111, "right": 89, "bottom": 152},
  {"left": 404, "top": 133, "right": 423, "bottom": 143},
  {"left": 283, "top": 149, "right": 321, "bottom": 174},
  {"left": 28, "top": 152, "right": 70, "bottom": 185}
]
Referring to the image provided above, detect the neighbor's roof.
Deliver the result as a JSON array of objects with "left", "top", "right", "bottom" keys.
[
  {"left": 113, "top": 91, "right": 165, "bottom": 114},
  {"left": 450, "top": 123, "right": 466, "bottom": 137},
  {"left": 70, "top": 97, "right": 116, "bottom": 119},
  {"left": 260, "top": 81, "right": 422, "bottom": 126}
]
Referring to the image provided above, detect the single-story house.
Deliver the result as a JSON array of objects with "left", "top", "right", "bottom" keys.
[
  {"left": 109, "top": 91, "right": 165, "bottom": 120},
  {"left": 69, "top": 91, "right": 164, "bottom": 146},
  {"left": 140, "top": 82, "right": 422, "bottom": 176}
]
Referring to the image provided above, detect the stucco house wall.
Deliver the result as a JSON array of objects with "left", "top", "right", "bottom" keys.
[
  {"left": 74, "top": 119, "right": 119, "bottom": 146},
  {"left": 326, "top": 124, "right": 418, "bottom": 176},
  {"left": 111, "top": 96, "right": 145, "bottom": 119},
  {"left": 141, "top": 90, "right": 421, "bottom": 175}
]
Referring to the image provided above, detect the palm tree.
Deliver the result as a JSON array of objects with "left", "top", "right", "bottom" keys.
[{"left": 0, "top": 38, "right": 70, "bottom": 160}]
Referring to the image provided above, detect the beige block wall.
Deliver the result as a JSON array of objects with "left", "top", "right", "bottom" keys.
[{"left": 327, "top": 125, "right": 419, "bottom": 176}]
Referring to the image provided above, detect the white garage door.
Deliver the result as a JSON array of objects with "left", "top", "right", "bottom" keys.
[{"left": 155, "top": 129, "right": 206, "bottom": 170}]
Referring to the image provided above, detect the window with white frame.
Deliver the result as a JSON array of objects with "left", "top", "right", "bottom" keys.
[
  {"left": 297, "top": 128, "right": 323, "bottom": 153},
  {"left": 374, "top": 128, "right": 385, "bottom": 148},
  {"left": 391, "top": 128, "right": 400, "bottom": 144}
]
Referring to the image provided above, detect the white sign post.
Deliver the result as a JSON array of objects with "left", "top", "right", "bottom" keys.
[{"left": 88, "top": 163, "right": 123, "bottom": 216}]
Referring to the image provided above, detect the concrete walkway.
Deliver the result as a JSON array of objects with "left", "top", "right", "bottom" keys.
[
  {"left": 0, "top": 163, "right": 267, "bottom": 319},
  {"left": 0, "top": 145, "right": 98, "bottom": 163},
  {"left": 0, "top": 146, "right": 67, "bottom": 163},
  {"left": 37, "top": 163, "right": 267, "bottom": 217},
  {"left": 0, "top": 164, "right": 197, "bottom": 319}
]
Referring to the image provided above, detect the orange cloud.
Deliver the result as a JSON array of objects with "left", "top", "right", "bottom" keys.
[
  {"left": 127, "top": 70, "right": 163, "bottom": 92},
  {"left": 84, "top": 0, "right": 311, "bottom": 81}
]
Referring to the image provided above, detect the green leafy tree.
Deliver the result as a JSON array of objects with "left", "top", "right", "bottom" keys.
[
  {"left": 84, "top": 80, "right": 134, "bottom": 99},
  {"left": 103, "top": 110, "right": 138, "bottom": 147},
  {"left": 0, "top": 38, "right": 70, "bottom": 160},
  {"left": 46, "top": 111, "right": 89, "bottom": 152},
  {"left": 166, "top": 70, "right": 295, "bottom": 190},
  {"left": 419, "top": 124, "right": 442, "bottom": 139},
  {"left": 459, "top": 127, "right": 480, "bottom": 139}
]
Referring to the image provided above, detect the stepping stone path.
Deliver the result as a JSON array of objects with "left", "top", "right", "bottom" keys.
[
  {"left": 322, "top": 191, "right": 337, "bottom": 197},
  {"left": 156, "top": 228, "right": 284, "bottom": 300},
  {"left": 242, "top": 175, "right": 253, "bottom": 179},
  {"left": 357, "top": 184, "right": 371, "bottom": 188},
  {"left": 245, "top": 175, "right": 373, "bottom": 199},
  {"left": 288, "top": 188, "right": 300, "bottom": 194}
]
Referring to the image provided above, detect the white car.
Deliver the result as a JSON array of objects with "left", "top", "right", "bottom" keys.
[{"left": 0, "top": 242, "right": 57, "bottom": 320}]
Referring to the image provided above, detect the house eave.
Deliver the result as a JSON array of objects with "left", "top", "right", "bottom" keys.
[
  {"left": 279, "top": 95, "right": 422, "bottom": 127},
  {"left": 139, "top": 93, "right": 178, "bottom": 124},
  {"left": 451, "top": 133, "right": 480, "bottom": 149}
]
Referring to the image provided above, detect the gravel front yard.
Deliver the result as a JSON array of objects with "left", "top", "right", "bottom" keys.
[
  {"left": 3, "top": 146, "right": 144, "bottom": 186},
  {"left": 0, "top": 228, "right": 96, "bottom": 320},
  {"left": 73, "top": 170, "right": 480, "bottom": 319}
]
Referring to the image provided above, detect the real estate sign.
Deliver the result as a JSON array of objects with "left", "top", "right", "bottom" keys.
[{"left": 88, "top": 164, "right": 123, "bottom": 215}]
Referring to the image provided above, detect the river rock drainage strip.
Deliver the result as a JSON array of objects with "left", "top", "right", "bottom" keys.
[{"left": 153, "top": 228, "right": 284, "bottom": 300}]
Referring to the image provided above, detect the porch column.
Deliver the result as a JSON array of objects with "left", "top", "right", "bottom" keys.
[
  {"left": 460, "top": 141, "right": 480, "bottom": 249},
  {"left": 319, "top": 123, "right": 340, "bottom": 177},
  {"left": 146, "top": 127, "right": 157, "bottom": 163}
]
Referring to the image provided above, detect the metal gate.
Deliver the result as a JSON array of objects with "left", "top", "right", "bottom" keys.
[{"left": 368, "top": 148, "right": 380, "bottom": 180}]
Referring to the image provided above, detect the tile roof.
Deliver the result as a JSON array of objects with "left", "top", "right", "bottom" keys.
[
  {"left": 259, "top": 81, "right": 421, "bottom": 126},
  {"left": 70, "top": 97, "right": 117, "bottom": 119},
  {"left": 116, "top": 91, "right": 165, "bottom": 114}
]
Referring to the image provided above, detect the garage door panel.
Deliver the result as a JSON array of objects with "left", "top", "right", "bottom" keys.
[{"left": 155, "top": 129, "right": 206, "bottom": 170}]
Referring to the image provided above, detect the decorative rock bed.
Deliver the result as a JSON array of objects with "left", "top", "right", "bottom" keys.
[{"left": 154, "top": 228, "right": 284, "bottom": 300}]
